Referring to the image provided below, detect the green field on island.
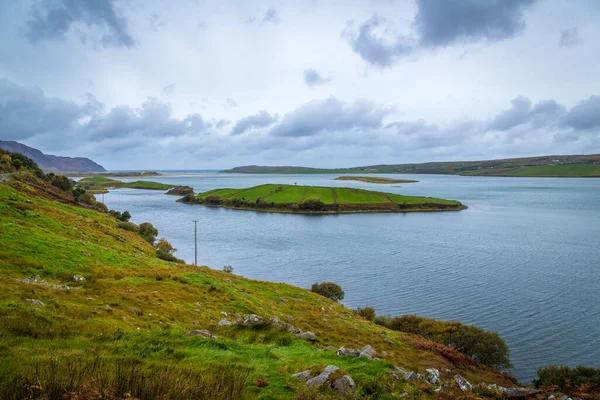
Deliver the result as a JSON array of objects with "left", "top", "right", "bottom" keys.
[{"left": 76, "top": 176, "right": 173, "bottom": 193}]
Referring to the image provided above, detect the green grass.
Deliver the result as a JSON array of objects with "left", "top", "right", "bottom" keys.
[
  {"left": 264, "top": 185, "right": 306, "bottom": 203},
  {"left": 0, "top": 174, "right": 513, "bottom": 398},
  {"left": 335, "top": 188, "right": 390, "bottom": 204},
  {"left": 198, "top": 188, "right": 245, "bottom": 199},
  {"left": 464, "top": 164, "right": 600, "bottom": 177},
  {"left": 230, "top": 184, "right": 289, "bottom": 202},
  {"left": 304, "top": 187, "right": 335, "bottom": 204},
  {"left": 388, "top": 193, "right": 461, "bottom": 205}
]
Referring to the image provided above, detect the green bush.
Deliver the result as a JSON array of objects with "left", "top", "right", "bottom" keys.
[
  {"left": 356, "top": 306, "right": 376, "bottom": 322},
  {"left": 155, "top": 238, "right": 183, "bottom": 263},
  {"left": 117, "top": 221, "right": 138, "bottom": 232},
  {"left": 139, "top": 222, "right": 158, "bottom": 245},
  {"left": 534, "top": 364, "right": 600, "bottom": 392},
  {"left": 223, "top": 265, "right": 234, "bottom": 273},
  {"left": 311, "top": 282, "right": 344, "bottom": 302},
  {"left": 375, "top": 315, "right": 511, "bottom": 370}
]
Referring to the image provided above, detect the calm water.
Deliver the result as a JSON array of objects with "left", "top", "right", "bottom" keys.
[{"left": 102, "top": 173, "right": 600, "bottom": 382}]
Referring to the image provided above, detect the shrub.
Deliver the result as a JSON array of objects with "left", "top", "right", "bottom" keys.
[
  {"left": 223, "top": 265, "right": 233, "bottom": 273},
  {"left": 139, "top": 222, "right": 158, "bottom": 245},
  {"left": 356, "top": 306, "right": 376, "bottom": 322},
  {"left": 204, "top": 196, "right": 224, "bottom": 205},
  {"left": 120, "top": 210, "right": 132, "bottom": 222},
  {"left": 298, "top": 199, "right": 325, "bottom": 211},
  {"left": 375, "top": 314, "right": 511, "bottom": 370},
  {"left": 48, "top": 174, "right": 74, "bottom": 193},
  {"left": 155, "top": 238, "right": 183, "bottom": 263},
  {"left": 534, "top": 364, "right": 600, "bottom": 393},
  {"left": 311, "top": 282, "right": 344, "bottom": 302},
  {"left": 117, "top": 221, "right": 138, "bottom": 232}
]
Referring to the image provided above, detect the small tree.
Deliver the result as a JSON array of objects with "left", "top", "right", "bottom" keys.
[
  {"left": 156, "top": 238, "right": 180, "bottom": 262},
  {"left": 11, "top": 158, "right": 22, "bottom": 170},
  {"left": 119, "top": 211, "right": 132, "bottom": 222},
  {"left": 311, "top": 282, "right": 344, "bottom": 302},
  {"left": 139, "top": 222, "right": 158, "bottom": 245},
  {"left": 356, "top": 306, "right": 376, "bottom": 322},
  {"left": 223, "top": 265, "right": 233, "bottom": 273}
]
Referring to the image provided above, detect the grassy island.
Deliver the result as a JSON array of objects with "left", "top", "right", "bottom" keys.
[
  {"left": 182, "top": 184, "right": 465, "bottom": 213},
  {"left": 76, "top": 176, "right": 173, "bottom": 193},
  {"left": 334, "top": 176, "right": 419, "bottom": 184}
]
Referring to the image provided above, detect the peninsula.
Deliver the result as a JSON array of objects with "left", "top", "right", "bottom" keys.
[
  {"left": 334, "top": 176, "right": 419, "bottom": 184},
  {"left": 75, "top": 176, "right": 173, "bottom": 193},
  {"left": 181, "top": 184, "right": 465, "bottom": 213}
]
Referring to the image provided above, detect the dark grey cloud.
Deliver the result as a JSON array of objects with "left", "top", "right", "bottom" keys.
[
  {"left": 490, "top": 96, "right": 566, "bottom": 131},
  {"left": 344, "top": 0, "right": 537, "bottom": 66},
  {"left": 270, "top": 96, "right": 390, "bottom": 137},
  {"left": 559, "top": 27, "right": 583, "bottom": 48},
  {"left": 561, "top": 96, "right": 600, "bottom": 130},
  {"left": 230, "top": 110, "right": 278, "bottom": 136},
  {"left": 25, "top": 0, "right": 134, "bottom": 48},
  {"left": 303, "top": 69, "right": 331, "bottom": 86}
]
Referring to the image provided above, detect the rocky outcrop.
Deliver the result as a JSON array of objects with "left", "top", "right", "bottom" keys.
[
  {"left": 425, "top": 368, "right": 440, "bottom": 385},
  {"left": 306, "top": 365, "right": 339, "bottom": 388},
  {"left": 331, "top": 375, "right": 356, "bottom": 396},
  {"left": 454, "top": 375, "right": 472, "bottom": 391},
  {"left": 185, "top": 329, "right": 217, "bottom": 339},
  {"left": 166, "top": 186, "right": 194, "bottom": 196}
]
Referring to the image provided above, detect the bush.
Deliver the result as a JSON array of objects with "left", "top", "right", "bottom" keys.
[
  {"left": 375, "top": 314, "right": 511, "bottom": 370},
  {"left": 117, "top": 221, "right": 138, "bottom": 232},
  {"left": 298, "top": 199, "right": 325, "bottom": 211},
  {"left": 534, "top": 364, "right": 600, "bottom": 393},
  {"left": 311, "top": 282, "right": 344, "bottom": 302},
  {"left": 356, "top": 306, "right": 376, "bottom": 322},
  {"left": 223, "top": 265, "right": 233, "bottom": 273},
  {"left": 155, "top": 238, "right": 183, "bottom": 263},
  {"left": 139, "top": 222, "right": 158, "bottom": 245}
]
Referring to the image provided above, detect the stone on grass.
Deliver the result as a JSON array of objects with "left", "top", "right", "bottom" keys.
[
  {"left": 243, "top": 314, "right": 264, "bottom": 325},
  {"left": 306, "top": 365, "right": 339, "bottom": 388},
  {"left": 454, "top": 375, "right": 472, "bottom": 391},
  {"left": 73, "top": 275, "right": 86, "bottom": 282},
  {"left": 291, "top": 370, "right": 312, "bottom": 381},
  {"left": 218, "top": 318, "right": 231, "bottom": 327},
  {"left": 332, "top": 375, "right": 356, "bottom": 396},
  {"left": 425, "top": 368, "right": 440, "bottom": 385},
  {"left": 360, "top": 344, "right": 377, "bottom": 356},
  {"left": 185, "top": 329, "right": 216, "bottom": 339},
  {"left": 297, "top": 331, "right": 317, "bottom": 342},
  {"left": 26, "top": 299, "right": 45, "bottom": 307},
  {"left": 336, "top": 346, "right": 360, "bottom": 357}
]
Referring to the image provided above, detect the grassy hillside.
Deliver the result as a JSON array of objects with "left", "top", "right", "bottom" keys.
[
  {"left": 334, "top": 176, "right": 419, "bottom": 184},
  {"left": 188, "top": 184, "right": 465, "bottom": 214},
  {"left": 221, "top": 154, "right": 600, "bottom": 177},
  {"left": 76, "top": 176, "right": 173, "bottom": 193},
  {"left": 0, "top": 173, "right": 520, "bottom": 399}
]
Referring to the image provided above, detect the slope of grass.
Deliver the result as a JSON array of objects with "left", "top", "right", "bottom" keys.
[
  {"left": 462, "top": 164, "right": 600, "bottom": 177},
  {"left": 335, "top": 188, "right": 390, "bottom": 204},
  {"left": 304, "top": 186, "right": 335, "bottom": 204},
  {"left": 0, "top": 174, "right": 513, "bottom": 398}
]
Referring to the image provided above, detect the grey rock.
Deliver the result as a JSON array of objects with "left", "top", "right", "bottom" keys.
[
  {"left": 291, "top": 370, "right": 312, "bottom": 381},
  {"left": 360, "top": 344, "right": 377, "bottom": 356},
  {"left": 425, "top": 368, "right": 440, "bottom": 385},
  {"left": 26, "top": 299, "right": 45, "bottom": 307},
  {"left": 220, "top": 311, "right": 228, "bottom": 317},
  {"left": 73, "top": 275, "right": 86, "bottom": 282},
  {"left": 336, "top": 346, "right": 360, "bottom": 357},
  {"left": 279, "top": 297, "right": 287, "bottom": 303},
  {"left": 331, "top": 375, "right": 356, "bottom": 396},
  {"left": 325, "top": 345, "right": 336, "bottom": 351},
  {"left": 185, "top": 329, "right": 216, "bottom": 339},
  {"left": 297, "top": 331, "right": 317, "bottom": 342},
  {"left": 129, "top": 307, "right": 142, "bottom": 316},
  {"left": 384, "top": 337, "right": 394, "bottom": 344},
  {"left": 358, "top": 351, "right": 373, "bottom": 359},
  {"left": 218, "top": 318, "right": 231, "bottom": 327},
  {"left": 243, "top": 314, "right": 264, "bottom": 325},
  {"left": 306, "top": 365, "right": 339, "bottom": 388},
  {"left": 404, "top": 371, "right": 421, "bottom": 382},
  {"left": 454, "top": 375, "right": 472, "bottom": 391}
]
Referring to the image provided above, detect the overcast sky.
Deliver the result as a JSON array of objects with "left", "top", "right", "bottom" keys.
[{"left": 1, "top": 0, "right": 599, "bottom": 169}]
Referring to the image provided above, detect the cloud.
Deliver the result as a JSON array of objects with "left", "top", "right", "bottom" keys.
[
  {"left": 344, "top": 0, "right": 538, "bottom": 66},
  {"left": 561, "top": 96, "right": 600, "bottom": 130},
  {"left": 490, "top": 96, "right": 566, "bottom": 131},
  {"left": 25, "top": 0, "right": 135, "bottom": 48},
  {"left": 270, "top": 96, "right": 391, "bottom": 137},
  {"left": 226, "top": 97, "right": 239, "bottom": 107},
  {"left": 230, "top": 110, "right": 278, "bottom": 136},
  {"left": 262, "top": 7, "right": 280, "bottom": 24},
  {"left": 303, "top": 69, "right": 331, "bottom": 86},
  {"left": 162, "top": 83, "right": 175, "bottom": 95},
  {"left": 149, "top": 13, "right": 166, "bottom": 32},
  {"left": 559, "top": 27, "right": 583, "bottom": 48}
]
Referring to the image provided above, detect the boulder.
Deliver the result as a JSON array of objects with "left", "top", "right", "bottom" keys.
[
  {"left": 454, "top": 375, "right": 472, "bottom": 391},
  {"left": 243, "top": 314, "right": 264, "bottom": 325},
  {"left": 185, "top": 329, "right": 216, "bottom": 339},
  {"left": 358, "top": 352, "right": 373, "bottom": 359},
  {"left": 425, "top": 368, "right": 440, "bottom": 385},
  {"left": 360, "top": 344, "right": 377, "bottom": 356},
  {"left": 291, "top": 370, "right": 312, "bottom": 381},
  {"left": 297, "top": 331, "right": 317, "bottom": 342},
  {"left": 336, "top": 346, "right": 360, "bottom": 357},
  {"left": 218, "top": 318, "right": 231, "bottom": 327},
  {"left": 73, "top": 275, "right": 86, "bottom": 282},
  {"left": 306, "top": 365, "right": 339, "bottom": 388},
  {"left": 332, "top": 375, "right": 356, "bottom": 396},
  {"left": 26, "top": 299, "right": 45, "bottom": 307}
]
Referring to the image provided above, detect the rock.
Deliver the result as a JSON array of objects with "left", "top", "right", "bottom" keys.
[
  {"left": 73, "top": 275, "right": 86, "bottom": 282},
  {"left": 358, "top": 352, "right": 373, "bottom": 359},
  {"left": 297, "top": 331, "right": 317, "bottom": 342},
  {"left": 425, "top": 368, "right": 440, "bottom": 385},
  {"left": 325, "top": 345, "right": 336, "bottom": 351},
  {"left": 129, "top": 307, "right": 142, "bottom": 316},
  {"left": 91, "top": 308, "right": 98, "bottom": 313},
  {"left": 220, "top": 311, "right": 228, "bottom": 317},
  {"left": 243, "top": 314, "right": 264, "bottom": 325},
  {"left": 185, "top": 329, "right": 216, "bottom": 339},
  {"left": 104, "top": 305, "right": 112, "bottom": 311},
  {"left": 381, "top": 351, "right": 388, "bottom": 357},
  {"left": 502, "top": 388, "right": 542, "bottom": 398},
  {"left": 218, "top": 318, "right": 231, "bottom": 327},
  {"left": 291, "top": 370, "right": 312, "bottom": 381},
  {"left": 360, "top": 344, "right": 377, "bottom": 356},
  {"left": 336, "top": 346, "right": 360, "bottom": 357},
  {"left": 26, "top": 299, "right": 45, "bottom": 307},
  {"left": 306, "top": 365, "right": 339, "bottom": 388},
  {"left": 225, "top": 278, "right": 231, "bottom": 283},
  {"left": 454, "top": 375, "right": 472, "bottom": 391},
  {"left": 384, "top": 337, "right": 394, "bottom": 344},
  {"left": 332, "top": 375, "right": 356, "bottom": 396},
  {"left": 279, "top": 297, "right": 287, "bottom": 303},
  {"left": 286, "top": 315, "right": 294, "bottom": 322}
]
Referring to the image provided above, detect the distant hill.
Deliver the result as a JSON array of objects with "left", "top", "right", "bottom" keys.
[
  {"left": 221, "top": 154, "right": 600, "bottom": 177},
  {"left": 0, "top": 140, "right": 105, "bottom": 172}
]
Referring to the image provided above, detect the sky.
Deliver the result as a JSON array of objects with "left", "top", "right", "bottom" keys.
[{"left": 0, "top": 0, "right": 599, "bottom": 170}]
